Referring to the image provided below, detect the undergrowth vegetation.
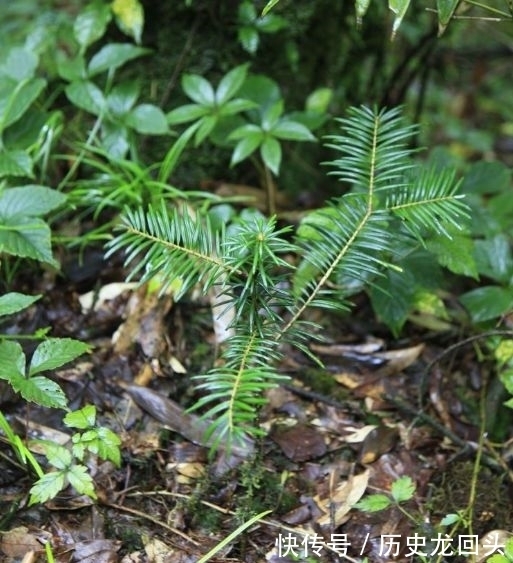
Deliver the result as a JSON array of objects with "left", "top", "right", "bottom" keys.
[{"left": 1, "top": 1, "right": 513, "bottom": 561}]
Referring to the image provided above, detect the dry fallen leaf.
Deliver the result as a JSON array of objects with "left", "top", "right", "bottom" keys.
[{"left": 315, "top": 469, "right": 370, "bottom": 528}]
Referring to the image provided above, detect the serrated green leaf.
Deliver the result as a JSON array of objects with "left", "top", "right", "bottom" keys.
[
  {"left": 74, "top": 1, "right": 112, "bottom": 50},
  {"left": 260, "top": 136, "right": 281, "bottom": 175},
  {"left": 88, "top": 43, "right": 151, "bottom": 76},
  {"left": 93, "top": 427, "right": 122, "bottom": 465},
  {"left": 29, "top": 470, "right": 66, "bottom": 505},
  {"left": 126, "top": 104, "right": 168, "bottom": 134},
  {"left": 218, "top": 98, "right": 256, "bottom": 117},
  {"left": 460, "top": 286, "right": 513, "bottom": 323},
  {"left": 0, "top": 185, "right": 66, "bottom": 217},
  {"left": 65, "top": 80, "right": 106, "bottom": 116},
  {"left": 0, "top": 340, "right": 26, "bottom": 379},
  {"left": 29, "top": 338, "right": 90, "bottom": 376},
  {"left": 0, "top": 78, "right": 46, "bottom": 131},
  {"left": 66, "top": 464, "right": 96, "bottom": 498},
  {"left": 10, "top": 374, "right": 68, "bottom": 409},
  {"left": 0, "top": 216, "right": 56, "bottom": 266},
  {"left": 0, "top": 293, "right": 40, "bottom": 317},
  {"left": 262, "top": 0, "right": 281, "bottom": 16},
  {"left": 0, "top": 149, "right": 33, "bottom": 178},
  {"left": 182, "top": 74, "right": 215, "bottom": 106},
  {"left": 112, "top": 0, "right": 144, "bottom": 44},
  {"left": 216, "top": 64, "right": 249, "bottom": 105},
  {"left": 271, "top": 120, "right": 315, "bottom": 141},
  {"left": 64, "top": 405, "right": 96, "bottom": 430},
  {"left": 391, "top": 476, "right": 415, "bottom": 503},
  {"left": 44, "top": 444, "right": 72, "bottom": 470},
  {"left": 355, "top": 494, "right": 392, "bottom": 512}
]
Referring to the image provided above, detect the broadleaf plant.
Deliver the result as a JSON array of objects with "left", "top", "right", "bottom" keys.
[{"left": 109, "top": 105, "right": 470, "bottom": 454}]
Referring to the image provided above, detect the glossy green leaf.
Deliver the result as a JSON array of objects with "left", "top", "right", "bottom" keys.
[
  {"left": 437, "top": 0, "right": 460, "bottom": 34},
  {"left": 101, "top": 121, "right": 130, "bottom": 159},
  {"left": 460, "top": 286, "right": 513, "bottom": 323},
  {"left": 216, "top": 64, "right": 249, "bottom": 105},
  {"left": 74, "top": 2, "right": 112, "bottom": 51},
  {"left": 262, "top": 0, "right": 281, "bottom": 16},
  {"left": 262, "top": 99, "right": 284, "bottom": 129},
  {"left": 167, "top": 103, "right": 209, "bottom": 125},
  {"left": 238, "top": 26, "right": 259, "bottom": 54},
  {"left": 218, "top": 98, "right": 256, "bottom": 117},
  {"left": 474, "top": 235, "right": 513, "bottom": 284},
  {"left": 194, "top": 115, "right": 218, "bottom": 146},
  {"left": 126, "top": 104, "right": 168, "bottom": 134},
  {"left": 260, "top": 136, "right": 281, "bottom": 175},
  {"left": 230, "top": 131, "right": 263, "bottom": 166},
  {"left": 29, "top": 338, "right": 91, "bottom": 376},
  {"left": 182, "top": 74, "right": 215, "bottom": 106},
  {"left": 56, "top": 54, "right": 87, "bottom": 82},
  {"left": 88, "top": 43, "right": 151, "bottom": 76},
  {"left": 355, "top": 0, "right": 372, "bottom": 25},
  {"left": 389, "top": 0, "right": 411, "bottom": 37},
  {"left": 65, "top": 80, "right": 106, "bottom": 116},
  {"left": 107, "top": 81, "right": 140, "bottom": 115},
  {"left": 0, "top": 293, "right": 40, "bottom": 317},
  {"left": 271, "top": 120, "right": 316, "bottom": 141}
]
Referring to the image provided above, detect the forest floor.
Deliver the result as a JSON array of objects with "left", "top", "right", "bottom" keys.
[{"left": 1, "top": 243, "right": 513, "bottom": 563}]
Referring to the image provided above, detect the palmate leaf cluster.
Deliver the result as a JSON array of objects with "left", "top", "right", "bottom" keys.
[{"left": 109, "top": 105, "right": 469, "bottom": 453}]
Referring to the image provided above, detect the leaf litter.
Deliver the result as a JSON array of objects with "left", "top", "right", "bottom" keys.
[{"left": 1, "top": 270, "right": 513, "bottom": 563}]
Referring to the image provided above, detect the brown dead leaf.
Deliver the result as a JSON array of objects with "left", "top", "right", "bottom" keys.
[
  {"left": 315, "top": 469, "right": 370, "bottom": 528},
  {"left": 73, "top": 539, "right": 120, "bottom": 562},
  {"left": 113, "top": 284, "right": 173, "bottom": 357},
  {"left": 476, "top": 530, "right": 513, "bottom": 562},
  {"left": 359, "top": 425, "right": 398, "bottom": 464},
  {"left": 271, "top": 423, "right": 327, "bottom": 461},
  {"left": 1, "top": 527, "right": 52, "bottom": 558}
]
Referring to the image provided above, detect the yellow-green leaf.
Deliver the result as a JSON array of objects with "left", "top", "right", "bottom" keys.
[{"left": 111, "top": 0, "right": 144, "bottom": 44}]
